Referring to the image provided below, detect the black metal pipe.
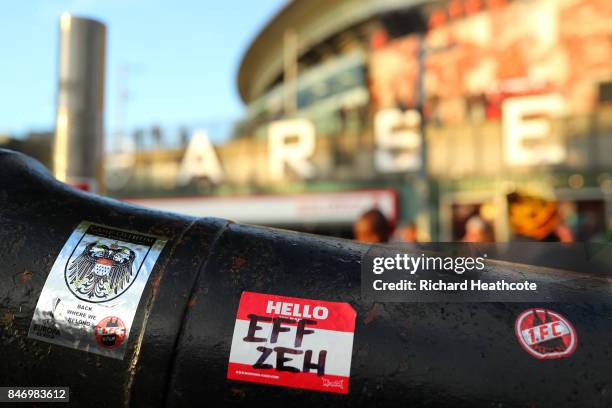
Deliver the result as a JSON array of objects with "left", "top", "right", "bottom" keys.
[{"left": 0, "top": 149, "right": 610, "bottom": 407}]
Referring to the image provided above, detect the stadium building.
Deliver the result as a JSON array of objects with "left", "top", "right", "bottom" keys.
[{"left": 109, "top": 0, "right": 612, "bottom": 241}]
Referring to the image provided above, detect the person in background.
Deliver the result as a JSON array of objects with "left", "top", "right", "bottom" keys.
[
  {"left": 392, "top": 222, "right": 418, "bottom": 242},
  {"left": 461, "top": 215, "right": 494, "bottom": 243},
  {"left": 354, "top": 208, "right": 391, "bottom": 243},
  {"left": 507, "top": 192, "right": 574, "bottom": 242}
]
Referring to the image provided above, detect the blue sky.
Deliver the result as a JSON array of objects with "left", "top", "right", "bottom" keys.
[{"left": 0, "top": 0, "right": 285, "bottom": 139}]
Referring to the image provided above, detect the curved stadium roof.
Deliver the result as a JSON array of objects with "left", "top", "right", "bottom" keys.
[{"left": 236, "top": 0, "right": 429, "bottom": 104}]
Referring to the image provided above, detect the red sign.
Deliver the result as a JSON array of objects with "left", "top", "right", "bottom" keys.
[
  {"left": 227, "top": 292, "right": 356, "bottom": 394},
  {"left": 514, "top": 308, "right": 578, "bottom": 360},
  {"left": 69, "top": 182, "right": 91, "bottom": 192}
]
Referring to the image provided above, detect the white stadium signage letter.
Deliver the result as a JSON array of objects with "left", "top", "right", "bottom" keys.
[
  {"left": 374, "top": 109, "right": 422, "bottom": 173},
  {"left": 177, "top": 129, "right": 224, "bottom": 185},
  {"left": 268, "top": 119, "right": 316, "bottom": 180},
  {"left": 503, "top": 94, "right": 566, "bottom": 166}
]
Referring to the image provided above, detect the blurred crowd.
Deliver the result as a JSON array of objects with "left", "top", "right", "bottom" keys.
[{"left": 353, "top": 192, "right": 611, "bottom": 244}]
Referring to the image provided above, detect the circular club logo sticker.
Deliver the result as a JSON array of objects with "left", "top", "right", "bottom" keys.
[
  {"left": 514, "top": 308, "right": 577, "bottom": 360},
  {"left": 95, "top": 316, "right": 126, "bottom": 349}
]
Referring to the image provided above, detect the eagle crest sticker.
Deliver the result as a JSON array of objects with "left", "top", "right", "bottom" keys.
[
  {"left": 28, "top": 222, "right": 166, "bottom": 359},
  {"left": 67, "top": 237, "right": 140, "bottom": 302}
]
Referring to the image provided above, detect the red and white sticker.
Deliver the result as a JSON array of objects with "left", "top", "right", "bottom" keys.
[
  {"left": 94, "top": 316, "right": 126, "bottom": 349},
  {"left": 227, "top": 291, "right": 356, "bottom": 394},
  {"left": 514, "top": 308, "right": 578, "bottom": 360}
]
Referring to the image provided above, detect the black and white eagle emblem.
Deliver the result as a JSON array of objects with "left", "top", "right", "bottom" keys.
[{"left": 66, "top": 242, "right": 136, "bottom": 302}]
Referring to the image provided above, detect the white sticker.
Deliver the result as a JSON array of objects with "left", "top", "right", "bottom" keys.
[
  {"left": 227, "top": 291, "right": 356, "bottom": 394},
  {"left": 28, "top": 221, "right": 167, "bottom": 359}
]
